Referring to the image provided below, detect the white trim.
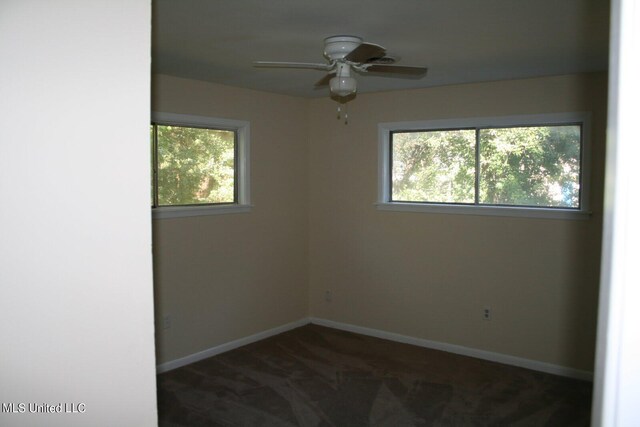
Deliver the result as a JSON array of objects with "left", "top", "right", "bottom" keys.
[
  {"left": 309, "top": 317, "right": 594, "bottom": 381},
  {"left": 151, "top": 112, "right": 251, "bottom": 220},
  {"left": 378, "top": 112, "right": 592, "bottom": 220},
  {"left": 156, "top": 318, "right": 309, "bottom": 373},
  {"left": 592, "top": 0, "right": 640, "bottom": 424},
  {"left": 379, "top": 112, "right": 591, "bottom": 132},
  {"left": 152, "top": 204, "right": 252, "bottom": 219},
  {"left": 375, "top": 202, "right": 592, "bottom": 220},
  {"left": 156, "top": 316, "right": 593, "bottom": 381}
]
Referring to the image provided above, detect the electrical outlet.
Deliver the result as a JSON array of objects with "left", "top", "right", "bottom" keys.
[
  {"left": 163, "top": 315, "right": 172, "bottom": 330},
  {"left": 483, "top": 307, "right": 491, "bottom": 321},
  {"left": 324, "top": 290, "right": 332, "bottom": 302}
]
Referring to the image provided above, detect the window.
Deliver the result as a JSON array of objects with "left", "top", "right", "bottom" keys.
[
  {"left": 378, "top": 113, "right": 590, "bottom": 219},
  {"left": 151, "top": 113, "right": 250, "bottom": 219}
]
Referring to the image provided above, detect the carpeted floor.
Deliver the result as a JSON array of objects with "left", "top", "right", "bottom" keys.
[{"left": 157, "top": 324, "right": 592, "bottom": 426}]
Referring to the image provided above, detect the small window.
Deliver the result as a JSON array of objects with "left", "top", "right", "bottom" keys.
[
  {"left": 378, "top": 114, "right": 590, "bottom": 219},
  {"left": 151, "top": 113, "right": 250, "bottom": 219}
]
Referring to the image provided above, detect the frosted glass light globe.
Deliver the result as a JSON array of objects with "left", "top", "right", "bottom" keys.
[{"left": 329, "top": 76, "right": 357, "bottom": 97}]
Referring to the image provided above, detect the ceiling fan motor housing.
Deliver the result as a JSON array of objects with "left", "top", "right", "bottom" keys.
[{"left": 324, "top": 35, "right": 362, "bottom": 60}]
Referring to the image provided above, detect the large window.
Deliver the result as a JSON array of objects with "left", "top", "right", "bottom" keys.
[
  {"left": 151, "top": 113, "right": 250, "bottom": 219},
  {"left": 378, "top": 113, "right": 590, "bottom": 219}
]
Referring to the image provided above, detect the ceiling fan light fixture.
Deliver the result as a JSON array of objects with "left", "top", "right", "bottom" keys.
[
  {"left": 254, "top": 35, "right": 427, "bottom": 102},
  {"left": 329, "top": 75, "right": 357, "bottom": 97}
]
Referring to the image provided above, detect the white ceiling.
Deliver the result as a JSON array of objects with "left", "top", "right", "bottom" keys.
[{"left": 152, "top": 0, "right": 609, "bottom": 98}]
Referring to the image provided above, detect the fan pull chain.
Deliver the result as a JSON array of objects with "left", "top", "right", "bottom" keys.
[{"left": 336, "top": 102, "right": 349, "bottom": 124}]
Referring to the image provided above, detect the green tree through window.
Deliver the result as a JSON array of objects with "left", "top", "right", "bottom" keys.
[
  {"left": 392, "top": 129, "right": 476, "bottom": 203},
  {"left": 391, "top": 125, "right": 582, "bottom": 209},
  {"left": 151, "top": 124, "right": 236, "bottom": 206},
  {"left": 479, "top": 126, "right": 581, "bottom": 208}
]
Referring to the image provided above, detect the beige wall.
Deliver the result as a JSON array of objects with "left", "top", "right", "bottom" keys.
[
  {"left": 153, "top": 73, "right": 606, "bottom": 372},
  {"left": 152, "top": 75, "right": 309, "bottom": 364},
  {"left": 308, "top": 73, "right": 607, "bottom": 371}
]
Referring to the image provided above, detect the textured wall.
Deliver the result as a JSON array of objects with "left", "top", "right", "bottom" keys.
[{"left": 308, "top": 73, "right": 607, "bottom": 371}]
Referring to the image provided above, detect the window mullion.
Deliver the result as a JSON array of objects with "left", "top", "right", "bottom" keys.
[
  {"left": 388, "top": 132, "right": 394, "bottom": 202},
  {"left": 233, "top": 130, "right": 239, "bottom": 203},
  {"left": 474, "top": 128, "right": 480, "bottom": 205},
  {"left": 152, "top": 124, "right": 159, "bottom": 208}
]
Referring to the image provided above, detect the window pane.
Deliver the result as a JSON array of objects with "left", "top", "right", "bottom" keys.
[
  {"left": 479, "top": 125, "right": 581, "bottom": 208},
  {"left": 156, "top": 125, "right": 235, "bottom": 206},
  {"left": 391, "top": 130, "right": 476, "bottom": 203}
]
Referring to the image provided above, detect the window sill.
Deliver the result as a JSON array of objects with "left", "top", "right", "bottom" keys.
[
  {"left": 375, "top": 202, "right": 591, "bottom": 220},
  {"left": 152, "top": 204, "right": 252, "bottom": 219}
]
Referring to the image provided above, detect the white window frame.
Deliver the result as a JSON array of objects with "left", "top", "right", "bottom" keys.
[
  {"left": 151, "top": 112, "right": 251, "bottom": 219},
  {"left": 377, "top": 113, "right": 592, "bottom": 220}
]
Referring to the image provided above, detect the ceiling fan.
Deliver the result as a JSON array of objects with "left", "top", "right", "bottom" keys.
[{"left": 254, "top": 35, "right": 428, "bottom": 99}]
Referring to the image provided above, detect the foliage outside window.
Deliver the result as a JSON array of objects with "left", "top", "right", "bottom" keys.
[
  {"left": 151, "top": 113, "right": 250, "bottom": 219},
  {"left": 151, "top": 124, "right": 235, "bottom": 206},
  {"left": 392, "top": 129, "right": 476, "bottom": 204},
  {"left": 379, "top": 114, "right": 590, "bottom": 219}
]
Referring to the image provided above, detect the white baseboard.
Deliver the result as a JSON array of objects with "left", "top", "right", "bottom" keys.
[
  {"left": 156, "top": 316, "right": 592, "bottom": 381},
  {"left": 310, "top": 317, "right": 593, "bottom": 382},
  {"left": 156, "top": 318, "right": 310, "bottom": 373}
]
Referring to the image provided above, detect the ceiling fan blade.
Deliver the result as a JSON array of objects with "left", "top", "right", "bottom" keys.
[
  {"left": 364, "top": 64, "right": 428, "bottom": 75},
  {"left": 253, "top": 61, "right": 332, "bottom": 71},
  {"left": 314, "top": 73, "right": 335, "bottom": 87},
  {"left": 344, "top": 43, "right": 386, "bottom": 63}
]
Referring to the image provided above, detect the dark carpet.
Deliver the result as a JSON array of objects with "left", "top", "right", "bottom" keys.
[{"left": 157, "top": 324, "right": 592, "bottom": 426}]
